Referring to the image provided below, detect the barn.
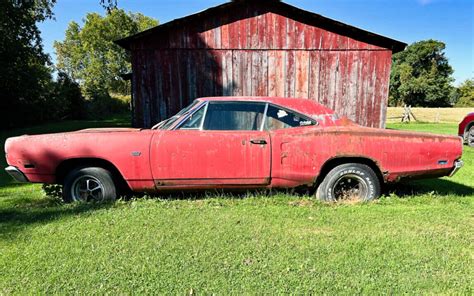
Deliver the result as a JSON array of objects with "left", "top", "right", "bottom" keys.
[{"left": 116, "top": 0, "right": 406, "bottom": 128}]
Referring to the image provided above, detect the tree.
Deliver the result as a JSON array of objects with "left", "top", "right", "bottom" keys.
[
  {"left": 389, "top": 40, "right": 455, "bottom": 107},
  {"left": 0, "top": 0, "right": 57, "bottom": 127},
  {"left": 54, "top": 10, "right": 157, "bottom": 97},
  {"left": 455, "top": 79, "right": 474, "bottom": 107}
]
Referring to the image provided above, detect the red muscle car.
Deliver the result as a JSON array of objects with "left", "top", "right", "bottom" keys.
[
  {"left": 5, "top": 97, "right": 464, "bottom": 203},
  {"left": 458, "top": 112, "right": 474, "bottom": 147}
]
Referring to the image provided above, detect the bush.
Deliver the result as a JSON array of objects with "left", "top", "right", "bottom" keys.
[
  {"left": 455, "top": 79, "right": 474, "bottom": 107},
  {"left": 85, "top": 92, "right": 130, "bottom": 119},
  {"left": 47, "top": 72, "right": 86, "bottom": 120}
]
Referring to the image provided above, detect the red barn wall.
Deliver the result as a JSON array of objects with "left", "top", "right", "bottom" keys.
[{"left": 130, "top": 5, "right": 393, "bottom": 128}]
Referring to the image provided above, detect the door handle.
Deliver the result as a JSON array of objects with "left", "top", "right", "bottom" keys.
[{"left": 250, "top": 139, "right": 267, "bottom": 145}]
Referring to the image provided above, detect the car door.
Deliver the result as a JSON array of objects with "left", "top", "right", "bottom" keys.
[{"left": 150, "top": 101, "right": 271, "bottom": 187}]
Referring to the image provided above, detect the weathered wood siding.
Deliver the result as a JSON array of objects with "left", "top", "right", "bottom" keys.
[{"left": 130, "top": 6, "right": 393, "bottom": 128}]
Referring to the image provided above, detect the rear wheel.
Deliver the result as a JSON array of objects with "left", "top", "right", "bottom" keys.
[
  {"left": 467, "top": 126, "right": 474, "bottom": 147},
  {"left": 63, "top": 167, "right": 117, "bottom": 203},
  {"left": 316, "top": 163, "right": 381, "bottom": 202}
]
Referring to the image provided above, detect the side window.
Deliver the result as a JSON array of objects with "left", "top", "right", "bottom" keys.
[
  {"left": 203, "top": 102, "right": 266, "bottom": 131},
  {"left": 179, "top": 105, "right": 205, "bottom": 129},
  {"left": 265, "top": 105, "right": 315, "bottom": 130}
]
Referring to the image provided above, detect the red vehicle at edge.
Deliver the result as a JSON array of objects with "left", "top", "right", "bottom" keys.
[
  {"left": 459, "top": 112, "right": 474, "bottom": 147},
  {"left": 5, "top": 97, "right": 464, "bottom": 203}
]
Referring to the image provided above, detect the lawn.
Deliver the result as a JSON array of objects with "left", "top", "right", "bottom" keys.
[{"left": 1, "top": 118, "right": 473, "bottom": 294}]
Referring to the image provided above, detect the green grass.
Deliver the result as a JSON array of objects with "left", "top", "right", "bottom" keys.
[
  {"left": 1, "top": 119, "right": 473, "bottom": 294},
  {"left": 387, "top": 122, "right": 459, "bottom": 135}
]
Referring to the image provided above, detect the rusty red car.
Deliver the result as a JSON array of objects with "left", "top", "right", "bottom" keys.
[
  {"left": 459, "top": 112, "right": 474, "bottom": 147},
  {"left": 5, "top": 97, "right": 464, "bottom": 203}
]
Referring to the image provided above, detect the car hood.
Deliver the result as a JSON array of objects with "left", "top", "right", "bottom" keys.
[
  {"left": 75, "top": 128, "right": 142, "bottom": 133},
  {"left": 4, "top": 128, "right": 146, "bottom": 153}
]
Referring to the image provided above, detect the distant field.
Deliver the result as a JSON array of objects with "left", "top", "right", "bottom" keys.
[{"left": 387, "top": 107, "right": 473, "bottom": 123}]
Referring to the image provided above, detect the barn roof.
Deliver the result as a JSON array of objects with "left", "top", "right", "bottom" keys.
[{"left": 115, "top": 0, "right": 406, "bottom": 52}]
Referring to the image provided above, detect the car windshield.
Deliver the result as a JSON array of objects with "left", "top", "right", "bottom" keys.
[{"left": 152, "top": 100, "right": 201, "bottom": 130}]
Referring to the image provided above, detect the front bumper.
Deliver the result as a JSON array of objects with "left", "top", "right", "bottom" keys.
[
  {"left": 5, "top": 166, "right": 29, "bottom": 183},
  {"left": 449, "top": 160, "right": 464, "bottom": 177}
]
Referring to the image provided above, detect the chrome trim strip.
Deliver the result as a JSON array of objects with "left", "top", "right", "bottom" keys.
[
  {"left": 199, "top": 101, "right": 209, "bottom": 131},
  {"left": 173, "top": 100, "right": 207, "bottom": 130},
  {"left": 449, "top": 160, "right": 464, "bottom": 177},
  {"left": 5, "top": 166, "right": 29, "bottom": 183},
  {"left": 260, "top": 103, "right": 269, "bottom": 131}
]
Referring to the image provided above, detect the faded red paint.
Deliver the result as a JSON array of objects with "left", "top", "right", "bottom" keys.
[
  {"left": 458, "top": 112, "right": 474, "bottom": 138},
  {"left": 5, "top": 97, "right": 463, "bottom": 193},
  {"left": 116, "top": 0, "right": 406, "bottom": 129}
]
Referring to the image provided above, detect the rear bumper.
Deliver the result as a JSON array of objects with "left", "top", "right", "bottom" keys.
[
  {"left": 449, "top": 160, "right": 464, "bottom": 177},
  {"left": 5, "top": 166, "right": 29, "bottom": 183}
]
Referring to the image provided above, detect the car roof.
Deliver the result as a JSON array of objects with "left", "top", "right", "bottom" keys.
[{"left": 197, "top": 96, "right": 335, "bottom": 117}]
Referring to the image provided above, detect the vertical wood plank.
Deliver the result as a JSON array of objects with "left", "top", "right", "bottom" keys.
[
  {"left": 294, "top": 20, "right": 305, "bottom": 49},
  {"left": 220, "top": 15, "right": 230, "bottom": 49},
  {"left": 222, "top": 50, "right": 233, "bottom": 95},
  {"left": 177, "top": 50, "right": 189, "bottom": 108},
  {"left": 308, "top": 51, "right": 321, "bottom": 102},
  {"left": 241, "top": 50, "right": 252, "bottom": 95},
  {"left": 346, "top": 51, "right": 359, "bottom": 122},
  {"left": 285, "top": 50, "right": 295, "bottom": 97},
  {"left": 232, "top": 51, "right": 242, "bottom": 96},
  {"left": 295, "top": 50, "right": 309, "bottom": 98},
  {"left": 249, "top": 14, "right": 258, "bottom": 48},
  {"left": 274, "top": 14, "right": 286, "bottom": 48},
  {"left": 213, "top": 50, "right": 224, "bottom": 96},
  {"left": 251, "top": 51, "right": 260, "bottom": 96},
  {"left": 266, "top": 13, "right": 275, "bottom": 49},
  {"left": 318, "top": 51, "right": 329, "bottom": 107},
  {"left": 257, "top": 13, "right": 266, "bottom": 49},
  {"left": 229, "top": 18, "right": 239, "bottom": 48},
  {"left": 187, "top": 50, "right": 197, "bottom": 100},
  {"left": 378, "top": 50, "right": 392, "bottom": 127},
  {"left": 250, "top": 51, "right": 268, "bottom": 96},
  {"left": 286, "top": 18, "right": 295, "bottom": 49}
]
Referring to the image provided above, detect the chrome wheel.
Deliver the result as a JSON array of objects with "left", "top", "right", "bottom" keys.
[
  {"left": 468, "top": 127, "right": 474, "bottom": 147},
  {"left": 71, "top": 175, "right": 105, "bottom": 202},
  {"left": 331, "top": 174, "right": 368, "bottom": 201}
]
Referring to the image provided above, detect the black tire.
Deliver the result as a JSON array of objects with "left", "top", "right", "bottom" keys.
[
  {"left": 316, "top": 163, "right": 381, "bottom": 202},
  {"left": 62, "top": 167, "right": 117, "bottom": 203},
  {"left": 466, "top": 125, "right": 474, "bottom": 147}
]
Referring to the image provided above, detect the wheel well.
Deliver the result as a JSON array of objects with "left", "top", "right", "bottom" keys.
[
  {"left": 55, "top": 158, "right": 130, "bottom": 191},
  {"left": 315, "top": 157, "right": 384, "bottom": 187},
  {"left": 466, "top": 121, "right": 474, "bottom": 133}
]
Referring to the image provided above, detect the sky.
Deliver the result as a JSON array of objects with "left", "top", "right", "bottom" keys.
[{"left": 38, "top": 0, "right": 473, "bottom": 85}]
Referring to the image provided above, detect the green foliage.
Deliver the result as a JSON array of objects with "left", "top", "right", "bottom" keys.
[
  {"left": 0, "top": 0, "right": 57, "bottom": 128},
  {"left": 85, "top": 92, "right": 130, "bottom": 119},
  {"left": 455, "top": 78, "right": 474, "bottom": 107},
  {"left": 48, "top": 72, "right": 86, "bottom": 120},
  {"left": 54, "top": 9, "right": 158, "bottom": 97},
  {"left": 389, "top": 40, "right": 456, "bottom": 107}
]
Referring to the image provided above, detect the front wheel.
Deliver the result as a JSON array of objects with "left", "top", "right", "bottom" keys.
[
  {"left": 316, "top": 163, "right": 381, "bottom": 202},
  {"left": 63, "top": 167, "right": 117, "bottom": 203}
]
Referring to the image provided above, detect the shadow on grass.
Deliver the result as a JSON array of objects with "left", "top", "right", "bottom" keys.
[
  {"left": 385, "top": 178, "right": 474, "bottom": 197},
  {"left": 0, "top": 198, "right": 114, "bottom": 240},
  {"left": 124, "top": 187, "right": 309, "bottom": 202}
]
